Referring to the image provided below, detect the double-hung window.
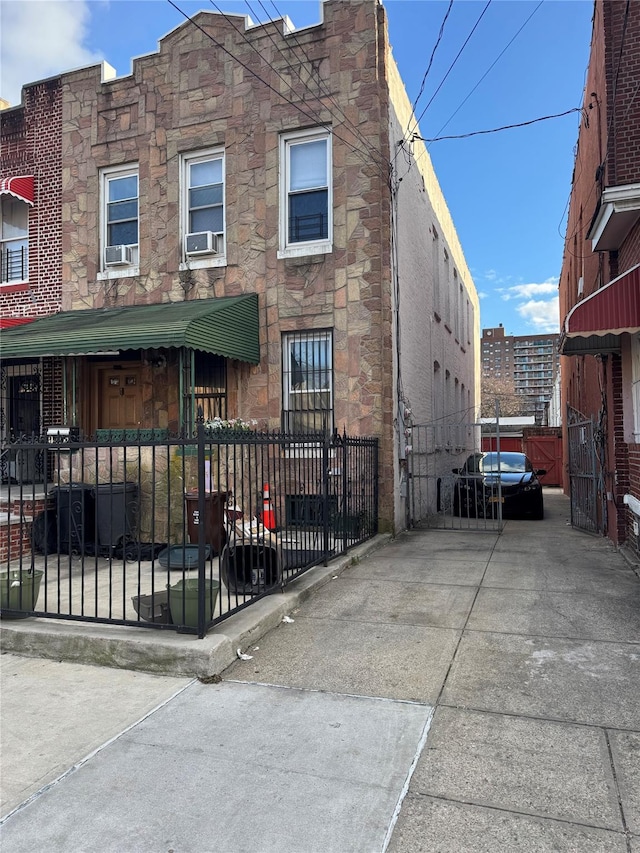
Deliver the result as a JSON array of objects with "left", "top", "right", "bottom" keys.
[
  {"left": 102, "top": 166, "right": 138, "bottom": 271},
  {"left": 282, "top": 330, "right": 333, "bottom": 435},
  {"left": 280, "top": 129, "right": 332, "bottom": 256},
  {"left": 183, "top": 150, "right": 225, "bottom": 261},
  {"left": 0, "top": 196, "right": 28, "bottom": 284}
]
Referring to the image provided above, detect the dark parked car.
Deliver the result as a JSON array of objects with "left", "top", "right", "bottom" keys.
[{"left": 452, "top": 451, "right": 546, "bottom": 519}]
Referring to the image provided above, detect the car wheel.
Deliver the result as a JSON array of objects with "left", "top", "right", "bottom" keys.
[{"left": 532, "top": 495, "right": 544, "bottom": 520}]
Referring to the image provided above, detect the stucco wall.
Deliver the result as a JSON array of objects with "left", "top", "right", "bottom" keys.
[{"left": 385, "top": 45, "right": 480, "bottom": 524}]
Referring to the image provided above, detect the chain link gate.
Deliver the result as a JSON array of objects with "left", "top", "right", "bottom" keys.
[
  {"left": 567, "top": 405, "right": 605, "bottom": 535},
  {"left": 406, "top": 418, "right": 503, "bottom": 532}
]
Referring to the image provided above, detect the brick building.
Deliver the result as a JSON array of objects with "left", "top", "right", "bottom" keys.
[
  {"left": 559, "top": 0, "right": 640, "bottom": 555},
  {"left": 0, "top": 75, "right": 70, "bottom": 480},
  {"left": 481, "top": 325, "right": 560, "bottom": 424},
  {"left": 0, "top": 1, "right": 479, "bottom": 532}
]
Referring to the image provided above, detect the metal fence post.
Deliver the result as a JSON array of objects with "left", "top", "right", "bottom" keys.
[{"left": 196, "top": 417, "right": 206, "bottom": 638}]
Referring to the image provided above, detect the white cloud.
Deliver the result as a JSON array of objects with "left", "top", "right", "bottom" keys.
[
  {"left": 477, "top": 291, "right": 489, "bottom": 300},
  {"left": 516, "top": 297, "right": 560, "bottom": 333},
  {"left": 0, "top": 1, "right": 103, "bottom": 106},
  {"left": 501, "top": 278, "right": 559, "bottom": 301}
]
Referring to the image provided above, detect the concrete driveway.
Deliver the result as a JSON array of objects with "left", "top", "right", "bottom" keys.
[{"left": 1, "top": 488, "right": 638, "bottom": 852}]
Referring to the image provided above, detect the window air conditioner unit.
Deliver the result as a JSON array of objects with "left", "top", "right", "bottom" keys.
[
  {"left": 105, "top": 244, "right": 133, "bottom": 266},
  {"left": 185, "top": 231, "right": 220, "bottom": 256}
]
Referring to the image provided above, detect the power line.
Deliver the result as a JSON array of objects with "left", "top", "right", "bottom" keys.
[
  {"left": 260, "top": 0, "right": 389, "bottom": 172},
  {"left": 167, "top": 0, "right": 388, "bottom": 179},
  {"left": 429, "top": 1, "right": 544, "bottom": 144},
  {"left": 412, "top": 0, "right": 492, "bottom": 132},
  {"left": 412, "top": 107, "right": 582, "bottom": 143},
  {"left": 407, "top": 0, "right": 454, "bottom": 136}
]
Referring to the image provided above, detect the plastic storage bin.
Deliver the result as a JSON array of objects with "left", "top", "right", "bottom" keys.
[
  {"left": 221, "top": 543, "right": 279, "bottom": 594},
  {"left": 92, "top": 483, "right": 138, "bottom": 547},
  {"left": 53, "top": 484, "right": 95, "bottom": 554}
]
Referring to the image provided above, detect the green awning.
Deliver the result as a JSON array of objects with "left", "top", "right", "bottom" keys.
[{"left": 0, "top": 295, "right": 260, "bottom": 363}]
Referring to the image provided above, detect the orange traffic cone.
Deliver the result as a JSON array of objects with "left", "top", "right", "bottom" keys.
[{"left": 262, "top": 483, "right": 276, "bottom": 531}]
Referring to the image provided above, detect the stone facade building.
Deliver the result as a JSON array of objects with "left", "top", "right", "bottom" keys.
[
  {"left": 559, "top": 0, "right": 640, "bottom": 555},
  {"left": 0, "top": 0, "right": 479, "bottom": 532}
]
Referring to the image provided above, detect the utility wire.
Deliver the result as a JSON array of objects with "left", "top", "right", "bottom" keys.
[
  {"left": 260, "top": 0, "right": 389, "bottom": 172},
  {"left": 168, "top": 0, "right": 388, "bottom": 179},
  {"left": 412, "top": 107, "right": 582, "bottom": 143},
  {"left": 430, "top": 1, "right": 544, "bottom": 144},
  {"left": 212, "top": 0, "right": 385, "bottom": 175},
  {"left": 407, "top": 0, "right": 454, "bottom": 135},
  {"left": 412, "top": 0, "right": 492, "bottom": 132}
]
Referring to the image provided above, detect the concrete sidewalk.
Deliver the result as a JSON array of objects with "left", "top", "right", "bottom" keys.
[{"left": 1, "top": 488, "right": 639, "bottom": 852}]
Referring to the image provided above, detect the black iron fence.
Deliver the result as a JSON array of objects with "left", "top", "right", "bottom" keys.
[{"left": 0, "top": 426, "right": 378, "bottom": 637}]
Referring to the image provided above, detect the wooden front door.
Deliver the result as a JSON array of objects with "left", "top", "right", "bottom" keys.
[{"left": 98, "top": 367, "right": 143, "bottom": 429}]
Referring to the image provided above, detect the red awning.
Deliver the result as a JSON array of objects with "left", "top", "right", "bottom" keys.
[
  {"left": 0, "top": 317, "right": 35, "bottom": 330},
  {"left": 560, "top": 265, "right": 640, "bottom": 355},
  {"left": 0, "top": 176, "right": 35, "bottom": 205}
]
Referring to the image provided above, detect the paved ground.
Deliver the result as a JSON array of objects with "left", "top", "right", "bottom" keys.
[{"left": 1, "top": 488, "right": 639, "bottom": 852}]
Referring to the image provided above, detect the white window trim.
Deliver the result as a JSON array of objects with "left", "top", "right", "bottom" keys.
[
  {"left": 0, "top": 196, "right": 29, "bottom": 286},
  {"left": 278, "top": 128, "right": 332, "bottom": 259},
  {"left": 100, "top": 164, "right": 139, "bottom": 276},
  {"left": 180, "top": 148, "right": 226, "bottom": 267}
]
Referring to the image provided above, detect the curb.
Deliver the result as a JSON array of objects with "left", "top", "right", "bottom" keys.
[{"left": 0, "top": 535, "right": 390, "bottom": 678}]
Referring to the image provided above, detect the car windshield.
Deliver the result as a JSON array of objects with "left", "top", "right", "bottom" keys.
[{"left": 477, "top": 453, "right": 531, "bottom": 473}]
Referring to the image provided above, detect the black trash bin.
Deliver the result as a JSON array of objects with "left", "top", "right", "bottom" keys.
[
  {"left": 91, "top": 483, "right": 139, "bottom": 547},
  {"left": 221, "top": 543, "right": 279, "bottom": 594},
  {"left": 53, "top": 484, "right": 95, "bottom": 554}
]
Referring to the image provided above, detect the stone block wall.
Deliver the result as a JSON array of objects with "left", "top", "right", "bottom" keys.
[{"left": 59, "top": 0, "right": 396, "bottom": 524}]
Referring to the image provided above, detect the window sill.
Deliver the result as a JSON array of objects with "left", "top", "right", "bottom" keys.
[
  {"left": 278, "top": 242, "right": 332, "bottom": 260},
  {"left": 0, "top": 281, "right": 30, "bottom": 292},
  {"left": 179, "top": 257, "right": 227, "bottom": 271},
  {"left": 97, "top": 266, "right": 140, "bottom": 281}
]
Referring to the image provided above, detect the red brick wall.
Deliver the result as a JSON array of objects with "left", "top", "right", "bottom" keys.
[
  {"left": 604, "top": 0, "right": 640, "bottom": 188},
  {"left": 0, "top": 496, "right": 50, "bottom": 562},
  {"left": 610, "top": 354, "right": 629, "bottom": 544},
  {"left": 0, "top": 77, "right": 63, "bottom": 319},
  {"left": 559, "top": 1, "right": 640, "bottom": 551}
]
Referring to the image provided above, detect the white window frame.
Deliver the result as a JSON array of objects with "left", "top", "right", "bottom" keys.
[
  {"left": 180, "top": 148, "right": 226, "bottom": 270},
  {"left": 99, "top": 164, "right": 139, "bottom": 278},
  {"left": 282, "top": 329, "right": 333, "bottom": 436},
  {"left": 278, "top": 128, "right": 332, "bottom": 259},
  {"left": 0, "top": 195, "right": 29, "bottom": 285}
]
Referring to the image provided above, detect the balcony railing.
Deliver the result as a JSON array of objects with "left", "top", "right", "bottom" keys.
[{"left": 1, "top": 245, "right": 28, "bottom": 283}]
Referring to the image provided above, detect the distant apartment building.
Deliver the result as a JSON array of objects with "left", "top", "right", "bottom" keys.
[{"left": 481, "top": 325, "right": 560, "bottom": 424}]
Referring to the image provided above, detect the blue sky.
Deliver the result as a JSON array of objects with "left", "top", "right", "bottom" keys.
[{"left": 1, "top": 0, "right": 594, "bottom": 335}]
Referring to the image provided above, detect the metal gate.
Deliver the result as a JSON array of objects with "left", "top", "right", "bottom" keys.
[
  {"left": 407, "top": 419, "right": 503, "bottom": 532},
  {"left": 566, "top": 405, "right": 605, "bottom": 535}
]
